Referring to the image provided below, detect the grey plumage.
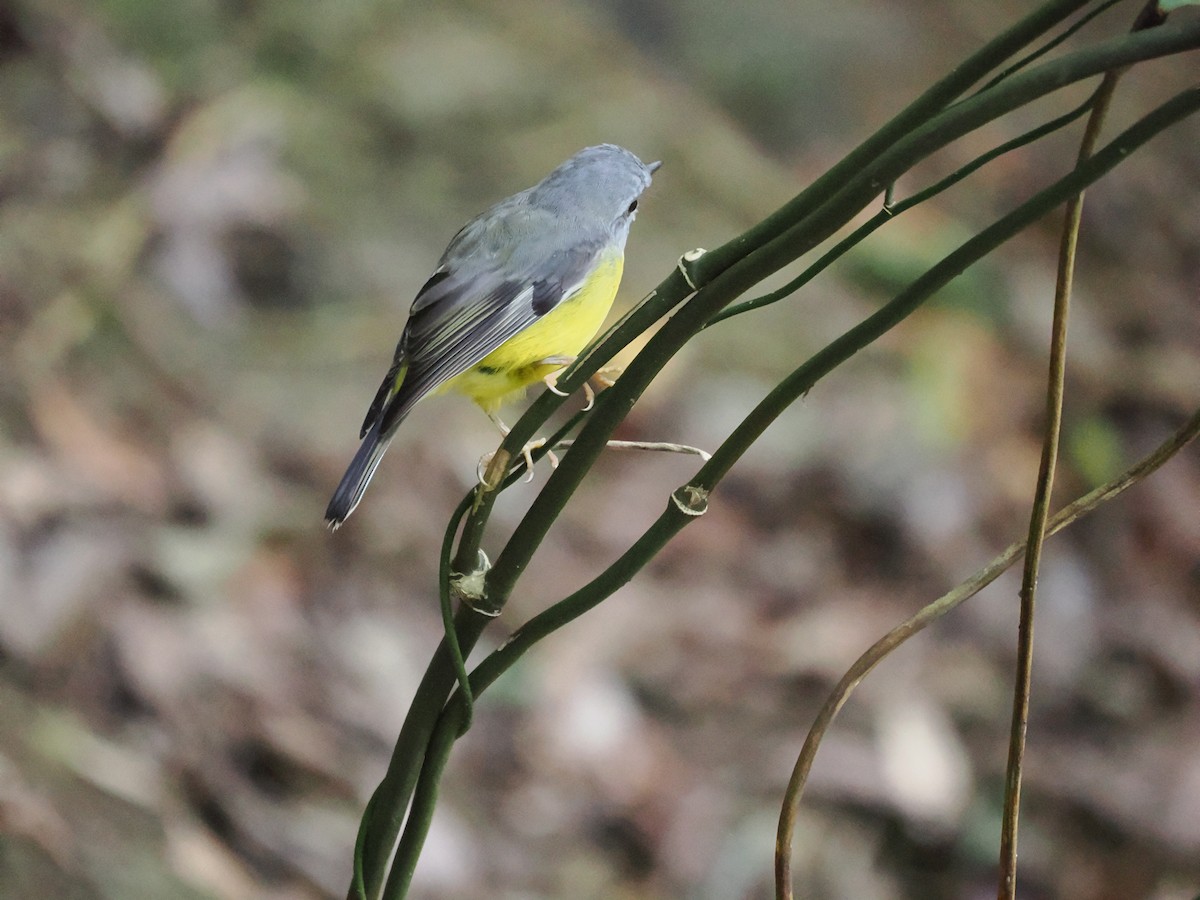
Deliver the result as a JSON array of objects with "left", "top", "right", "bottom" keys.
[{"left": 325, "top": 145, "right": 659, "bottom": 527}]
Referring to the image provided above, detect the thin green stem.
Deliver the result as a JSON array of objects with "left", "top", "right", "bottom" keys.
[
  {"left": 350, "top": 13, "right": 1200, "bottom": 896},
  {"left": 474, "top": 0, "right": 1118, "bottom": 525},
  {"left": 381, "top": 706, "right": 459, "bottom": 900},
  {"left": 552, "top": 0, "right": 1098, "bottom": 390},
  {"left": 715, "top": 18, "right": 1200, "bottom": 327},
  {"left": 689, "top": 0, "right": 1099, "bottom": 285},
  {"left": 349, "top": 791, "right": 376, "bottom": 900},
  {"left": 353, "top": 413, "right": 590, "bottom": 897},
  {"left": 692, "top": 86, "right": 1200, "bottom": 495},
  {"left": 382, "top": 87, "right": 1200, "bottom": 894},
  {"left": 382, "top": 505, "right": 688, "bottom": 889},
  {"left": 352, "top": 605, "right": 493, "bottom": 898},
  {"left": 465, "top": 18, "right": 1200, "bottom": 615},
  {"left": 439, "top": 493, "right": 477, "bottom": 730},
  {"left": 484, "top": 28, "right": 1200, "bottom": 611},
  {"left": 970, "top": 0, "right": 1127, "bottom": 97},
  {"left": 708, "top": 90, "right": 1099, "bottom": 328}
]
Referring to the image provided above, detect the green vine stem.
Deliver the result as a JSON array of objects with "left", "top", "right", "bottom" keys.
[
  {"left": 691, "top": 86, "right": 1200, "bottom": 494},
  {"left": 451, "top": 0, "right": 1123, "bottom": 562},
  {"left": 707, "top": 89, "right": 1101, "bottom": 328},
  {"left": 379, "top": 85, "right": 1200, "bottom": 896},
  {"left": 482, "top": 20, "right": 1200, "bottom": 611},
  {"left": 348, "top": 9, "right": 1200, "bottom": 895}
]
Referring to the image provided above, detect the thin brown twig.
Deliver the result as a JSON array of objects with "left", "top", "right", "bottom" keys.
[
  {"left": 775, "top": 404, "right": 1200, "bottom": 898},
  {"left": 997, "top": 1, "right": 1164, "bottom": 890},
  {"left": 995, "top": 81, "right": 1100, "bottom": 900}
]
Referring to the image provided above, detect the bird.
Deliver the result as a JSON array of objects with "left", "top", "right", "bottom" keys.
[{"left": 325, "top": 144, "right": 660, "bottom": 528}]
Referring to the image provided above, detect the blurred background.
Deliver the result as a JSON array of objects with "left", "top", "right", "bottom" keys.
[{"left": 1, "top": 0, "right": 1198, "bottom": 897}]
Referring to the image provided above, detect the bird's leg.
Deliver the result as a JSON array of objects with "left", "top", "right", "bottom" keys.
[
  {"left": 590, "top": 365, "right": 622, "bottom": 391},
  {"left": 477, "top": 412, "right": 514, "bottom": 488},
  {"left": 539, "top": 354, "right": 592, "bottom": 417},
  {"left": 539, "top": 355, "right": 576, "bottom": 399},
  {"left": 542, "top": 356, "right": 619, "bottom": 411},
  {"left": 487, "top": 410, "right": 512, "bottom": 436},
  {"left": 574, "top": 365, "right": 627, "bottom": 410},
  {"left": 539, "top": 362, "right": 709, "bottom": 459},
  {"left": 477, "top": 411, "right": 556, "bottom": 485},
  {"left": 480, "top": 357, "right": 702, "bottom": 487}
]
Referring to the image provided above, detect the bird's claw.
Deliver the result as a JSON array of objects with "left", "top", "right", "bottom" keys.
[{"left": 477, "top": 438, "right": 559, "bottom": 486}]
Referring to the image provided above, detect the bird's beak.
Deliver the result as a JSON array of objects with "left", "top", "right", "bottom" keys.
[{"left": 647, "top": 160, "right": 662, "bottom": 174}]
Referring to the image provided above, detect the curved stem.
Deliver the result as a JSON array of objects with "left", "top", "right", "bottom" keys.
[
  {"left": 381, "top": 86, "right": 1200, "bottom": 897},
  {"left": 775, "top": 404, "right": 1200, "bottom": 899},
  {"left": 383, "top": 503, "right": 688, "bottom": 889},
  {"left": 688, "top": 0, "right": 1099, "bottom": 284},
  {"left": 439, "top": 493, "right": 477, "bottom": 729},
  {"left": 715, "top": 18, "right": 1200, "bottom": 325},
  {"left": 352, "top": 606, "right": 493, "bottom": 898},
  {"left": 485, "top": 19, "right": 1200, "bottom": 612},
  {"left": 708, "top": 89, "right": 1099, "bottom": 328},
  {"left": 693, "top": 85, "right": 1200, "bottom": 495},
  {"left": 381, "top": 705, "right": 459, "bottom": 899},
  {"left": 463, "top": 4, "right": 1167, "bottom": 605},
  {"left": 350, "top": 15, "right": 1200, "bottom": 897},
  {"left": 969, "top": 0, "right": 1126, "bottom": 97}
]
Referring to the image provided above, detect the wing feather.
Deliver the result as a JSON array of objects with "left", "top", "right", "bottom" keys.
[{"left": 361, "top": 205, "right": 605, "bottom": 436}]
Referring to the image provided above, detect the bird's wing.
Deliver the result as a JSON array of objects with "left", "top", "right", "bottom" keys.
[{"left": 360, "top": 204, "right": 606, "bottom": 436}]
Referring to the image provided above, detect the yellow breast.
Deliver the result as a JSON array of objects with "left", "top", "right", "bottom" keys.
[{"left": 441, "top": 252, "right": 624, "bottom": 412}]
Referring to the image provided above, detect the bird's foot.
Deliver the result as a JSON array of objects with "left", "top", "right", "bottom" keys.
[
  {"left": 590, "top": 365, "right": 622, "bottom": 391},
  {"left": 477, "top": 437, "right": 559, "bottom": 487}
]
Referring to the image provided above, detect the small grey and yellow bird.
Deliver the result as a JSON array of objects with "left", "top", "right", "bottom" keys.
[{"left": 325, "top": 144, "right": 659, "bottom": 528}]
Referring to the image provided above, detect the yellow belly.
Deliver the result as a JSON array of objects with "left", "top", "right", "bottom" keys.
[{"left": 441, "top": 252, "right": 624, "bottom": 412}]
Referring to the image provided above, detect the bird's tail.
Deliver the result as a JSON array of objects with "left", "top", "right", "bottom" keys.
[{"left": 325, "top": 419, "right": 392, "bottom": 529}]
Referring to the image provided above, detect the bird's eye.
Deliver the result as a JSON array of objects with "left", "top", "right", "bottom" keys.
[{"left": 627, "top": 199, "right": 638, "bottom": 214}]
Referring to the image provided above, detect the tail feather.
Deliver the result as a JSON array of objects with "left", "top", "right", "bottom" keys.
[{"left": 325, "top": 420, "right": 392, "bottom": 529}]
